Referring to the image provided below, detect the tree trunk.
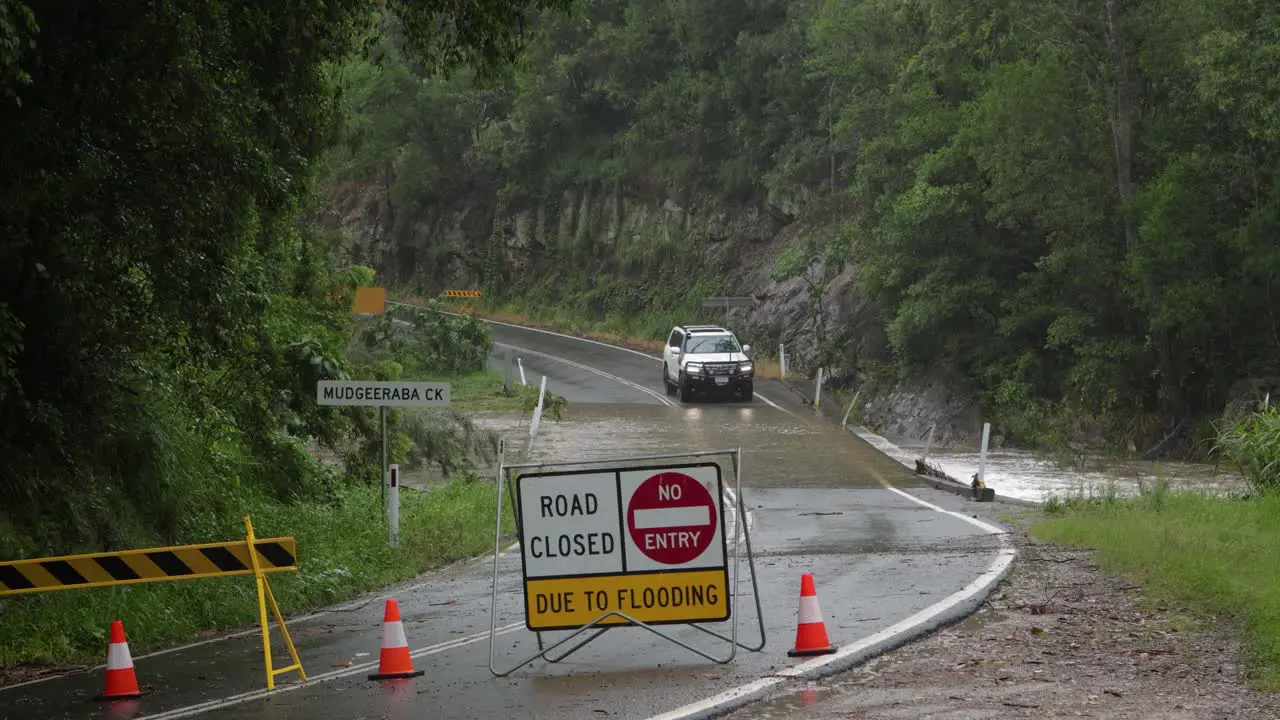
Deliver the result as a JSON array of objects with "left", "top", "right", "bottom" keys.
[
  {"left": 1104, "top": 0, "right": 1136, "bottom": 253},
  {"left": 1105, "top": 0, "right": 1186, "bottom": 418}
]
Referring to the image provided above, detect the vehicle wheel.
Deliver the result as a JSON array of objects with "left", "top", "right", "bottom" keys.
[
  {"left": 678, "top": 374, "right": 692, "bottom": 403},
  {"left": 663, "top": 365, "right": 673, "bottom": 395},
  {"left": 741, "top": 382, "right": 754, "bottom": 402}
]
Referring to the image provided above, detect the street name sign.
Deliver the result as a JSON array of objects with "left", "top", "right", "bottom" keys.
[
  {"left": 516, "top": 462, "right": 729, "bottom": 631},
  {"left": 316, "top": 380, "right": 451, "bottom": 407},
  {"left": 701, "top": 296, "right": 755, "bottom": 309}
]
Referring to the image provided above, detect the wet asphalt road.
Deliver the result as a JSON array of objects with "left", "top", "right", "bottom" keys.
[{"left": 0, "top": 319, "right": 1006, "bottom": 720}]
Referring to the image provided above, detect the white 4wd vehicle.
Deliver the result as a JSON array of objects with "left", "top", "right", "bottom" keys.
[{"left": 662, "top": 325, "right": 754, "bottom": 402}]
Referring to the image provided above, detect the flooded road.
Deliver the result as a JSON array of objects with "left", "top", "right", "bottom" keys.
[
  {"left": 859, "top": 429, "right": 1242, "bottom": 503},
  {"left": 0, "top": 318, "right": 1012, "bottom": 720}
]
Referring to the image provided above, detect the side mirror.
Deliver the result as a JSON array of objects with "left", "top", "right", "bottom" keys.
[{"left": 742, "top": 344, "right": 751, "bottom": 354}]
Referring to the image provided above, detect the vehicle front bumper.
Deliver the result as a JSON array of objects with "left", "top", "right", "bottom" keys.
[{"left": 684, "top": 370, "right": 753, "bottom": 391}]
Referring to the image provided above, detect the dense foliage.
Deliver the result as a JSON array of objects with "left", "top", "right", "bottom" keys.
[
  {"left": 1214, "top": 403, "right": 1280, "bottom": 493},
  {"left": 0, "top": 0, "right": 570, "bottom": 557},
  {"left": 330, "top": 0, "right": 1280, "bottom": 451}
]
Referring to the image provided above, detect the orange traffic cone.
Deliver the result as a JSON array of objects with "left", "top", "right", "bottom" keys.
[
  {"left": 95, "top": 620, "right": 143, "bottom": 701},
  {"left": 368, "top": 599, "right": 424, "bottom": 680},
  {"left": 787, "top": 573, "right": 837, "bottom": 657}
]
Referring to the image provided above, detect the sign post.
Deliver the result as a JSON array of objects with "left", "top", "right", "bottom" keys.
[
  {"left": 487, "top": 449, "right": 766, "bottom": 677},
  {"left": 317, "top": 380, "right": 451, "bottom": 545},
  {"left": 701, "top": 296, "right": 755, "bottom": 326}
]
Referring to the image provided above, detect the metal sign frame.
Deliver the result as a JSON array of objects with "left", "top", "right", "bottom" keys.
[{"left": 486, "top": 447, "right": 766, "bottom": 677}]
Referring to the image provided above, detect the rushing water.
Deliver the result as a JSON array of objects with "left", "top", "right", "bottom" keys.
[{"left": 858, "top": 427, "right": 1244, "bottom": 503}]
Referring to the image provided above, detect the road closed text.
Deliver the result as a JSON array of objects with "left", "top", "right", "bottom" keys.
[
  {"left": 526, "top": 491, "right": 618, "bottom": 560},
  {"left": 523, "top": 569, "right": 729, "bottom": 631}
]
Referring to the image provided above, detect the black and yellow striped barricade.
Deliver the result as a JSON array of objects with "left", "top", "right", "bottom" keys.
[
  {"left": 441, "top": 289, "right": 481, "bottom": 298},
  {"left": 0, "top": 516, "right": 305, "bottom": 691}
]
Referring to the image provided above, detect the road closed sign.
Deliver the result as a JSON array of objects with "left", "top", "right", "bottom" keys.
[{"left": 516, "top": 462, "right": 728, "bottom": 631}]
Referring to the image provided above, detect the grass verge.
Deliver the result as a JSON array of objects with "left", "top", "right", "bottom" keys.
[
  {"left": 1032, "top": 487, "right": 1280, "bottom": 692},
  {"left": 450, "top": 369, "right": 533, "bottom": 412},
  {"left": 0, "top": 478, "right": 512, "bottom": 676}
]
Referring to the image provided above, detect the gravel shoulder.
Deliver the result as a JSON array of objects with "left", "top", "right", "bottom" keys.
[{"left": 730, "top": 499, "right": 1280, "bottom": 720}]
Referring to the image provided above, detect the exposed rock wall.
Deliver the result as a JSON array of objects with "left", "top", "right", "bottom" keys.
[{"left": 324, "top": 179, "right": 983, "bottom": 447}]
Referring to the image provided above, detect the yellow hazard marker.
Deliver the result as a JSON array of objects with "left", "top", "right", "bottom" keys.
[
  {"left": 442, "top": 289, "right": 481, "bottom": 298},
  {"left": 353, "top": 286, "right": 387, "bottom": 314}
]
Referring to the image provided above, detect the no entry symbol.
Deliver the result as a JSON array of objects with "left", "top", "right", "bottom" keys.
[{"left": 626, "top": 471, "right": 717, "bottom": 565}]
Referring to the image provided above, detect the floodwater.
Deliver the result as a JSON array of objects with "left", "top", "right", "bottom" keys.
[
  {"left": 463, "top": 402, "right": 903, "bottom": 489},
  {"left": 857, "top": 427, "right": 1244, "bottom": 502},
  {"left": 399, "top": 397, "right": 1243, "bottom": 503},
  {"left": 401, "top": 402, "right": 1246, "bottom": 504}
]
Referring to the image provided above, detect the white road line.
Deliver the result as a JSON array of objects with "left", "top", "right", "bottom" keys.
[
  {"left": 133, "top": 623, "right": 526, "bottom": 720},
  {"left": 644, "top": 546, "right": 1017, "bottom": 720},
  {"left": 394, "top": 301, "right": 794, "bottom": 415},
  {"left": 493, "top": 342, "right": 676, "bottom": 407},
  {"left": 646, "top": 433, "right": 1018, "bottom": 720},
  {"left": 0, "top": 543, "right": 521, "bottom": 692}
]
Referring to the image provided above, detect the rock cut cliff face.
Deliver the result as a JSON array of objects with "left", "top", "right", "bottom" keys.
[{"left": 323, "top": 179, "right": 984, "bottom": 448}]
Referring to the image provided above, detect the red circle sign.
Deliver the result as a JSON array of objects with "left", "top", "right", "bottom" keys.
[{"left": 627, "top": 471, "right": 717, "bottom": 565}]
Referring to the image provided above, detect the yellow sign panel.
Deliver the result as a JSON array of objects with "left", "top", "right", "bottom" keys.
[
  {"left": 524, "top": 569, "right": 728, "bottom": 631},
  {"left": 352, "top": 286, "right": 387, "bottom": 314}
]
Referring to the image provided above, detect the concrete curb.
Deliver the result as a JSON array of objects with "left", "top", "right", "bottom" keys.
[
  {"left": 780, "top": 378, "right": 1040, "bottom": 508},
  {"left": 670, "top": 550, "right": 1018, "bottom": 712}
]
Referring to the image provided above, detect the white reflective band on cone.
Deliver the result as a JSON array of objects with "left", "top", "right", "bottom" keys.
[
  {"left": 107, "top": 643, "right": 134, "bottom": 670},
  {"left": 381, "top": 621, "right": 409, "bottom": 650},
  {"left": 797, "top": 596, "right": 824, "bottom": 625}
]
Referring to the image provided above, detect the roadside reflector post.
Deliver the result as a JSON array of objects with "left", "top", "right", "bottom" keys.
[
  {"left": 841, "top": 390, "right": 860, "bottom": 430},
  {"left": 388, "top": 464, "right": 400, "bottom": 548},
  {"left": 518, "top": 358, "right": 527, "bottom": 386},
  {"left": 779, "top": 344, "right": 787, "bottom": 380},
  {"left": 814, "top": 368, "right": 824, "bottom": 408},
  {"left": 527, "top": 375, "right": 547, "bottom": 454},
  {"left": 978, "top": 422, "right": 991, "bottom": 484},
  {"left": 503, "top": 347, "right": 513, "bottom": 394},
  {"left": 976, "top": 422, "right": 992, "bottom": 501}
]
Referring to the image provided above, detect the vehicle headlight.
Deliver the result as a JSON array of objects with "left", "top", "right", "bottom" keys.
[
  {"left": 738, "top": 361, "right": 753, "bottom": 374},
  {"left": 686, "top": 362, "right": 703, "bottom": 374}
]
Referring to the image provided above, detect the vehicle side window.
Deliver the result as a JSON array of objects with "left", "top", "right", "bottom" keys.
[{"left": 668, "top": 330, "right": 682, "bottom": 348}]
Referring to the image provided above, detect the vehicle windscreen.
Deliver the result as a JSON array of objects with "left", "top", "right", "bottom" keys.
[{"left": 686, "top": 335, "right": 740, "bottom": 354}]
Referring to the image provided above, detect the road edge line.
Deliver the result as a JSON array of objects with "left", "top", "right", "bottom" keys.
[
  {"left": 643, "top": 544, "right": 1017, "bottom": 720},
  {"left": 402, "top": 303, "right": 793, "bottom": 414},
  {"left": 494, "top": 341, "right": 676, "bottom": 407},
  {"left": 0, "top": 542, "right": 521, "bottom": 692}
]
